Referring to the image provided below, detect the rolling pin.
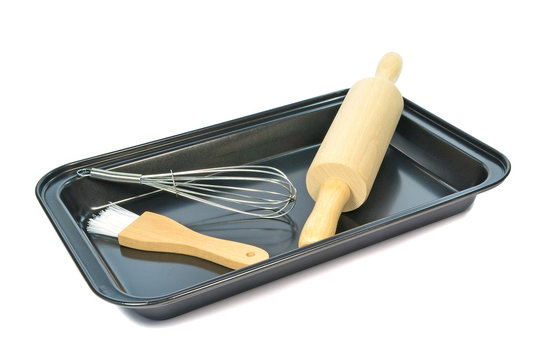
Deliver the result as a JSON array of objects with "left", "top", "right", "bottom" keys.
[{"left": 299, "top": 52, "right": 404, "bottom": 247}]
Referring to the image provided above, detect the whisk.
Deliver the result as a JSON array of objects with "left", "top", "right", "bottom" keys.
[{"left": 77, "top": 165, "right": 297, "bottom": 218}]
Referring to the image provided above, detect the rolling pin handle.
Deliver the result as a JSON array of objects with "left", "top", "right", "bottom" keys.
[
  {"left": 298, "top": 178, "right": 351, "bottom": 247},
  {"left": 375, "top": 52, "right": 403, "bottom": 83}
]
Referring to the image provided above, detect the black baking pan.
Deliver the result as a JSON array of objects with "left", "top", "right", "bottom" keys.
[{"left": 36, "top": 90, "right": 510, "bottom": 320}]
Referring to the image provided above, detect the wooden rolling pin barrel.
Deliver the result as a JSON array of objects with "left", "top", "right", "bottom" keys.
[{"left": 299, "top": 52, "right": 404, "bottom": 247}]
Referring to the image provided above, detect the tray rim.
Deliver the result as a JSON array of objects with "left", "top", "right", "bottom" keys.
[{"left": 36, "top": 90, "right": 511, "bottom": 308}]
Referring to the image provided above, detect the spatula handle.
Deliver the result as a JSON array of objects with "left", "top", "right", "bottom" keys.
[{"left": 118, "top": 212, "right": 269, "bottom": 269}]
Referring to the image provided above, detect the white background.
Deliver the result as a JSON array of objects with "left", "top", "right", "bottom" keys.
[{"left": 1, "top": 1, "right": 548, "bottom": 359}]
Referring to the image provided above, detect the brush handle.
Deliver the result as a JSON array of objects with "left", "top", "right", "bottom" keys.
[{"left": 118, "top": 212, "right": 269, "bottom": 269}]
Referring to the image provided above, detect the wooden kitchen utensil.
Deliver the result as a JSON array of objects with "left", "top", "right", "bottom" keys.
[
  {"left": 299, "top": 52, "right": 404, "bottom": 247},
  {"left": 87, "top": 204, "right": 269, "bottom": 269}
]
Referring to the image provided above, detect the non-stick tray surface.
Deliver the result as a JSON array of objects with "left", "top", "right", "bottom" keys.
[{"left": 36, "top": 90, "right": 510, "bottom": 319}]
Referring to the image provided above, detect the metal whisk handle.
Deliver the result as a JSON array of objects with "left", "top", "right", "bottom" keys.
[{"left": 78, "top": 168, "right": 143, "bottom": 184}]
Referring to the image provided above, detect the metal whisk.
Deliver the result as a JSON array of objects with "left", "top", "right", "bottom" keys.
[{"left": 77, "top": 165, "right": 297, "bottom": 218}]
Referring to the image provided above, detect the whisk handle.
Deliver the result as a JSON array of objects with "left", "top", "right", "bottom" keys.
[{"left": 79, "top": 168, "right": 142, "bottom": 184}]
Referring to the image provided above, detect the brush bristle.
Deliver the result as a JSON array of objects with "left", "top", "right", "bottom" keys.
[{"left": 87, "top": 204, "right": 139, "bottom": 238}]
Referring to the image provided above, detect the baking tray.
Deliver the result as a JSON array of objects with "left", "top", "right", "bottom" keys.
[{"left": 36, "top": 90, "right": 510, "bottom": 320}]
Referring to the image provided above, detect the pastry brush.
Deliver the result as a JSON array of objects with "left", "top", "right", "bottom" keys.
[{"left": 86, "top": 204, "right": 269, "bottom": 269}]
